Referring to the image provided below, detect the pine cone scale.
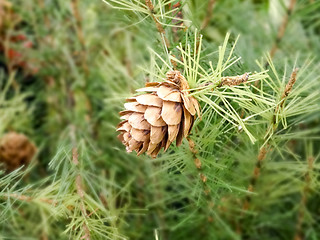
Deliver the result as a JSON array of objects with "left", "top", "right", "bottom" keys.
[
  {"left": 136, "top": 94, "right": 162, "bottom": 107},
  {"left": 131, "top": 128, "right": 150, "bottom": 142},
  {"left": 144, "top": 106, "right": 166, "bottom": 126},
  {"left": 157, "top": 85, "right": 181, "bottom": 102},
  {"left": 161, "top": 101, "right": 182, "bottom": 125},
  {"left": 168, "top": 124, "right": 180, "bottom": 142},
  {"left": 124, "top": 102, "right": 147, "bottom": 112},
  {"left": 128, "top": 113, "right": 150, "bottom": 130},
  {"left": 181, "top": 94, "right": 196, "bottom": 115},
  {"left": 117, "top": 121, "right": 129, "bottom": 131},
  {"left": 182, "top": 106, "right": 193, "bottom": 137},
  {"left": 150, "top": 126, "right": 166, "bottom": 144},
  {"left": 136, "top": 86, "right": 159, "bottom": 92},
  {"left": 147, "top": 142, "right": 159, "bottom": 154},
  {"left": 137, "top": 141, "right": 149, "bottom": 156}
]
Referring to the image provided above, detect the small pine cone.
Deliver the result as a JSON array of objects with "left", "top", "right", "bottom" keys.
[
  {"left": 117, "top": 70, "right": 200, "bottom": 158},
  {"left": 0, "top": 132, "right": 36, "bottom": 172}
]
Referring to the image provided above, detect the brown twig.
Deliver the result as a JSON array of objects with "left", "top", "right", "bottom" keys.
[
  {"left": 239, "top": 68, "right": 299, "bottom": 231},
  {"left": 273, "top": 68, "right": 298, "bottom": 124},
  {"left": 268, "top": 0, "right": 297, "bottom": 62},
  {"left": 293, "top": 156, "right": 314, "bottom": 240},
  {"left": 2, "top": 193, "right": 57, "bottom": 206},
  {"left": 219, "top": 73, "right": 250, "bottom": 87},
  {"left": 188, "top": 138, "right": 213, "bottom": 221},
  {"left": 170, "top": 1, "right": 184, "bottom": 42},
  {"left": 145, "top": 0, "right": 170, "bottom": 49},
  {"left": 70, "top": 126, "right": 91, "bottom": 240},
  {"left": 71, "top": 0, "right": 89, "bottom": 75},
  {"left": 201, "top": 0, "right": 216, "bottom": 30},
  {"left": 201, "top": 72, "right": 250, "bottom": 88}
]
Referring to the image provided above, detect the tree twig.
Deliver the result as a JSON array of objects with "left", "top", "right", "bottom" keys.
[
  {"left": 293, "top": 156, "right": 314, "bottom": 240},
  {"left": 219, "top": 73, "right": 250, "bottom": 87},
  {"left": 268, "top": 0, "right": 297, "bottom": 63},
  {"left": 200, "top": 72, "right": 250, "bottom": 88},
  {"left": 70, "top": 125, "right": 91, "bottom": 240},
  {"left": 1, "top": 193, "right": 57, "bottom": 206},
  {"left": 188, "top": 138, "right": 213, "bottom": 222},
  {"left": 71, "top": 0, "right": 89, "bottom": 75},
  {"left": 239, "top": 68, "right": 299, "bottom": 233},
  {"left": 145, "top": 0, "right": 170, "bottom": 49},
  {"left": 171, "top": 1, "right": 184, "bottom": 42},
  {"left": 201, "top": 0, "right": 216, "bottom": 30}
]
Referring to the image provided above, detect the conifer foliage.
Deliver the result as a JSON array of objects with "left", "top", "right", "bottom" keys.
[{"left": 1, "top": 0, "right": 320, "bottom": 240}]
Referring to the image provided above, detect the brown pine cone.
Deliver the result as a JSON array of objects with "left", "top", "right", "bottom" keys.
[
  {"left": 0, "top": 132, "right": 36, "bottom": 172},
  {"left": 117, "top": 70, "right": 200, "bottom": 158}
]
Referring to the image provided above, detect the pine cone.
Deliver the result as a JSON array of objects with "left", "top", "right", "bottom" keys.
[
  {"left": 0, "top": 132, "right": 36, "bottom": 172},
  {"left": 117, "top": 70, "right": 200, "bottom": 158}
]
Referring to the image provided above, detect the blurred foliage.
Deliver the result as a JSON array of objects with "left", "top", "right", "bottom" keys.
[{"left": 0, "top": 0, "right": 320, "bottom": 239}]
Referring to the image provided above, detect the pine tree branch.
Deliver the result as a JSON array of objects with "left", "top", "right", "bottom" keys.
[
  {"left": 267, "top": 0, "right": 297, "bottom": 64},
  {"left": 145, "top": 0, "right": 179, "bottom": 69},
  {"left": 145, "top": 0, "right": 170, "bottom": 49},
  {"left": 240, "top": 68, "right": 299, "bottom": 227},
  {"left": 71, "top": 0, "right": 89, "bottom": 75},
  {"left": 1, "top": 193, "right": 57, "bottom": 206},
  {"left": 171, "top": 1, "right": 184, "bottom": 43},
  {"left": 70, "top": 125, "right": 91, "bottom": 240},
  {"left": 293, "top": 156, "right": 314, "bottom": 240},
  {"left": 236, "top": 68, "right": 299, "bottom": 236},
  {"left": 219, "top": 73, "right": 250, "bottom": 87},
  {"left": 200, "top": 72, "right": 250, "bottom": 88},
  {"left": 201, "top": 0, "right": 216, "bottom": 30},
  {"left": 188, "top": 138, "right": 213, "bottom": 221}
]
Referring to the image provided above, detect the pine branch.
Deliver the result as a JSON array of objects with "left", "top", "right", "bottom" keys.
[
  {"left": 219, "top": 73, "right": 250, "bottom": 87},
  {"left": 241, "top": 68, "right": 299, "bottom": 216},
  {"left": 201, "top": 0, "right": 216, "bottom": 30},
  {"left": 235, "top": 68, "right": 300, "bottom": 236},
  {"left": 1, "top": 193, "right": 57, "bottom": 206},
  {"left": 293, "top": 156, "right": 314, "bottom": 240},
  {"left": 145, "top": 0, "right": 170, "bottom": 49},
  {"left": 70, "top": 126, "right": 91, "bottom": 240},
  {"left": 144, "top": 0, "right": 180, "bottom": 69},
  {"left": 71, "top": 0, "right": 89, "bottom": 75},
  {"left": 171, "top": 1, "right": 184, "bottom": 43},
  {"left": 188, "top": 138, "right": 212, "bottom": 220},
  {"left": 268, "top": 0, "right": 297, "bottom": 63},
  {"left": 200, "top": 72, "right": 250, "bottom": 88}
]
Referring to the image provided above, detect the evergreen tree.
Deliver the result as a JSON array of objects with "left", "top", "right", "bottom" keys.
[{"left": 0, "top": 0, "right": 320, "bottom": 239}]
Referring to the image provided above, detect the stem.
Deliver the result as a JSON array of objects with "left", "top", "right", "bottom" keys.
[
  {"left": 200, "top": 72, "right": 250, "bottom": 88},
  {"left": 201, "top": 0, "right": 216, "bottom": 30},
  {"left": 240, "top": 68, "right": 299, "bottom": 222},
  {"left": 219, "top": 73, "right": 250, "bottom": 87},
  {"left": 71, "top": 0, "right": 89, "bottom": 75},
  {"left": 145, "top": 0, "right": 170, "bottom": 49},
  {"left": 1, "top": 193, "right": 57, "bottom": 206},
  {"left": 293, "top": 156, "right": 314, "bottom": 240},
  {"left": 171, "top": 2, "right": 184, "bottom": 43},
  {"left": 268, "top": 0, "right": 297, "bottom": 62},
  {"left": 188, "top": 138, "right": 212, "bottom": 220},
  {"left": 70, "top": 125, "right": 91, "bottom": 240}
]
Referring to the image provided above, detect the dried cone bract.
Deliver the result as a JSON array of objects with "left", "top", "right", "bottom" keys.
[
  {"left": 0, "top": 132, "right": 36, "bottom": 172},
  {"left": 117, "top": 70, "right": 200, "bottom": 158}
]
